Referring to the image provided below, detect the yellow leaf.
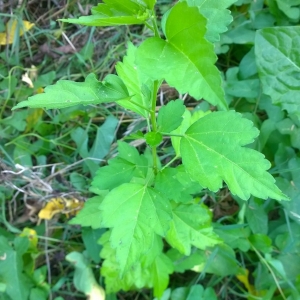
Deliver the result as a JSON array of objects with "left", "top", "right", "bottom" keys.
[
  {"left": 25, "top": 108, "right": 44, "bottom": 132},
  {"left": 0, "top": 19, "right": 34, "bottom": 45},
  {"left": 236, "top": 268, "right": 266, "bottom": 298},
  {"left": 88, "top": 284, "right": 106, "bottom": 300},
  {"left": 19, "top": 228, "right": 38, "bottom": 250},
  {"left": 38, "top": 198, "right": 65, "bottom": 220},
  {"left": 38, "top": 197, "right": 84, "bottom": 220}
]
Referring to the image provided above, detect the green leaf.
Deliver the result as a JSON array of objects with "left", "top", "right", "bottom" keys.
[
  {"left": 100, "top": 231, "right": 171, "bottom": 295},
  {"left": 185, "top": 0, "right": 237, "bottom": 42},
  {"left": 12, "top": 73, "right": 130, "bottom": 110},
  {"left": 68, "top": 196, "right": 103, "bottom": 229},
  {"left": 0, "top": 236, "right": 33, "bottom": 300},
  {"left": 249, "top": 234, "right": 272, "bottom": 254},
  {"left": 82, "top": 227, "right": 105, "bottom": 263},
  {"left": 157, "top": 100, "right": 185, "bottom": 133},
  {"left": 276, "top": 0, "right": 300, "bottom": 20},
  {"left": 214, "top": 225, "right": 251, "bottom": 252},
  {"left": 255, "top": 27, "right": 300, "bottom": 119},
  {"left": 60, "top": 0, "right": 149, "bottom": 27},
  {"left": 145, "top": 132, "right": 162, "bottom": 147},
  {"left": 136, "top": 1, "right": 228, "bottom": 110},
  {"left": 171, "top": 285, "right": 217, "bottom": 300},
  {"left": 245, "top": 198, "right": 268, "bottom": 234},
  {"left": 91, "top": 141, "right": 149, "bottom": 191},
  {"left": 116, "top": 42, "right": 153, "bottom": 117},
  {"left": 180, "top": 111, "right": 289, "bottom": 200},
  {"left": 89, "top": 115, "right": 118, "bottom": 160},
  {"left": 99, "top": 183, "right": 172, "bottom": 273},
  {"left": 192, "top": 244, "right": 239, "bottom": 276},
  {"left": 166, "top": 203, "right": 220, "bottom": 255},
  {"left": 151, "top": 254, "right": 173, "bottom": 298},
  {"left": 66, "top": 252, "right": 105, "bottom": 299},
  {"left": 155, "top": 167, "right": 202, "bottom": 204}
]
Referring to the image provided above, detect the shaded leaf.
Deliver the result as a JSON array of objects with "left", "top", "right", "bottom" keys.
[
  {"left": 255, "top": 27, "right": 300, "bottom": 119},
  {"left": 180, "top": 111, "right": 289, "bottom": 200},
  {"left": 66, "top": 252, "right": 105, "bottom": 300}
]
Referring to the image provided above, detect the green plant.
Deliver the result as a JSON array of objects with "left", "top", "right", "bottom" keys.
[{"left": 9, "top": 0, "right": 300, "bottom": 299}]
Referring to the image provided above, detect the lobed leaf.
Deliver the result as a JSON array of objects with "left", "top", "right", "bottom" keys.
[
  {"left": 180, "top": 111, "right": 289, "bottom": 200},
  {"left": 166, "top": 203, "right": 220, "bottom": 255},
  {"left": 255, "top": 27, "right": 300, "bottom": 119},
  {"left": 99, "top": 183, "right": 172, "bottom": 274},
  {"left": 136, "top": 1, "right": 228, "bottom": 110},
  {"left": 185, "top": 0, "right": 237, "bottom": 42},
  {"left": 12, "top": 73, "right": 130, "bottom": 110},
  {"left": 157, "top": 99, "right": 185, "bottom": 133}
]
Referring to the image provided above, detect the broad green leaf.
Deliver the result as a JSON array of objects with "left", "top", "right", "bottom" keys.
[
  {"left": 157, "top": 99, "right": 185, "bottom": 133},
  {"left": 245, "top": 198, "right": 268, "bottom": 234},
  {"left": 214, "top": 225, "right": 251, "bottom": 252},
  {"left": 99, "top": 183, "right": 172, "bottom": 273},
  {"left": 0, "top": 236, "right": 33, "bottom": 300},
  {"left": 66, "top": 252, "right": 105, "bottom": 299},
  {"left": 249, "top": 234, "right": 272, "bottom": 254},
  {"left": 60, "top": 0, "right": 149, "bottom": 26},
  {"left": 82, "top": 227, "right": 105, "bottom": 263},
  {"left": 166, "top": 203, "right": 220, "bottom": 254},
  {"left": 12, "top": 73, "right": 130, "bottom": 110},
  {"left": 100, "top": 231, "right": 170, "bottom": 294},
  {"left": 171, "top": 285, "right": 217, "bottom": 300},
  {"left": 136, "top": 1, "right": 228, "bottom": 110},
  {"left": 154, "top": 167, "right": 201, "bottom": 204},
  {"left": 276, "top": 0, "right": 300, "bottom": 20},
  {"left": 192, "top": 244, "right": 239, "bottom": 276},
  {"left": 89, "top": 115, "right": 118, "bottom": 160},
  {"left": 181, "top": 111, "right": 289, "bottom": 200},
  {"left": 68, "top": 196, "right": 103, "bottom": 229},
  {"left": 185, "top": 0, "right": 237, "bottom": 42},
  {"left": 116, "top": 42, "right": 153, "bottom": 117},
  {"left": 255, "top": 27, "right": 300, "bottom": 119}
]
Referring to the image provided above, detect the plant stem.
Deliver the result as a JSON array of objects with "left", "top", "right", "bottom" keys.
[
  {"left": 150, "top": 80, "right": 159, "bottom": 174},
  {"left": 151, "top": 11, "right": 160, "bottom": 38}
]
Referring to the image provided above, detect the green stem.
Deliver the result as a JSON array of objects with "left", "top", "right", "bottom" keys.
[
  {"left": 150, "top": 11, "right": 160, "bottom": 38},
  {"left": 161, "top": 155, "right": 179, "bottom": 171},
  {"left": 150, "top": 80, "right": 160, "bottom": 174}
]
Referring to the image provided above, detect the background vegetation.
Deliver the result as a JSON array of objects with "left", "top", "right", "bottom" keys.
[{"left": 1, "top": 0, "right": 300, "bottom": 299}]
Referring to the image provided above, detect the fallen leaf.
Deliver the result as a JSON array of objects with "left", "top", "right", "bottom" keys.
[{"left": 0, "top": 19, "right": 34, "bottom": 45}]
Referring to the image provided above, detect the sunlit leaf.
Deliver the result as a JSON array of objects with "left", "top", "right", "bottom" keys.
[
  {"left": 180, "top": 111, "right": 289, "bottom": 200},
  {"left": 12, "top": 73, "right": 130, "bottom": 110},
  {"left": 99, "top": 183, "right": 172, "bottom": 274},
  {"left": 136, "top": 1, "right": 227, "bottom": 110}
]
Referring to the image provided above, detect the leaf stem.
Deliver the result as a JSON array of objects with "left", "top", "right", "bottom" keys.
[
  {"left": 150, "top": 80, "right": 160, "bottom": 174},
  {"left": 150, "top": 11, "right": 160, "bottom": 38}
]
